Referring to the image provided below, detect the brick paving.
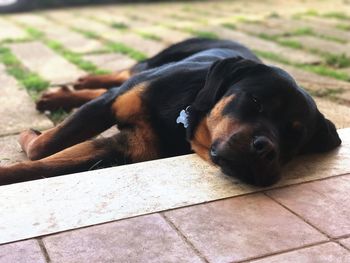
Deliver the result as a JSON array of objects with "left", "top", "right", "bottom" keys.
[{"left": 0, "top": 0, "right": 350, "bottom": 262}]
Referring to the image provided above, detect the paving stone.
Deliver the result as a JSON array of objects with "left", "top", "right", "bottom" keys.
[
  {"left": 43, "top": 214, "right": 202, "bottom": 263},
  {"left": 265, "top": 17, "right": 350, "bottom": 42},
  {"left": 1, "top": 129, "right": 349, "bottom": 244},
  {"left": 267, "top": 174, "right": 350, "bottom": 238},
  {"left": 164, "top": 194, "right": 326, "bottom": 263},
  {"left": 48, "top": 13, "right": 166, "bottom": 56},
  {"left": 9, "top": 41, "right": 85, "bottom": 83},
  {"left": 0, "top": 18, "right": 27, "bottom": 41},
  {"left": 79, "top": 9, "right": 146, "bottom": 29},
  {"left": 251, "top": 242, "right": 350, "bottom": 263},
  {"left": 84, "top": 53, "right": 136, "bottom": 72},
  {"left": 339, "top": 237, "right": 350, "bottom": 249},
  {"left": 102, "top": 31, "right": 166, "bottom": 57},
  {"left": 285, "top": 35, "right": 350, "bottom": 56},
  {"left": 206, "top": 26, "right": 322, "bottom": 64},
  {"left": 0, "top": 134, "right": 27, "bottom": 166},
  {"left": 313, "top": 98, "right": 350, "bottom": 129},
  {"left": 47, "top": 12, "right": 114, "bottom": 34},
  {"left": 0, "top": 64, "right": 52, "bottom": 136},
  {"left": 237, "top": 23, "right": 287, "bottom": 36},
  {"left": 0, "top": 239, "right": 46, "bottom": 263},
  {"left": 263, "top": 59, "right": 350, "bottom": 104},
  {"left": 11, "top": 14, "right": 104, "bottom": 53},
  {"left": 135, "top": 25, "right": 192, "bottom": 45}
]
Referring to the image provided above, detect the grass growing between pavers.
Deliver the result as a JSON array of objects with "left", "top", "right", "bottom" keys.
[
  {"left": 255, "top": 50, "right": 350, "bottom": 82},
  {"left": 137, "top": 32, "right": 163, "bottom": 42},
  {"left": 0, "top": 46, "right": 49, "bottom": 99},
  {"left": 25, "top": 27, "right": 109, "bottom": 75},
  {"left": 0, "top": 45, "right": 70, "bottom": 123},
  {"left": 110, "top": 22, "right": 129, "bottom": 30},
  {"left": 74, "top": 29, "right": 147, "bottom": 61},
  {"left": 322, "top": 12, "right": 350, "bottom": 20},
  {"left": 242, "top": 26, "right": 350, "bottom": 74}
]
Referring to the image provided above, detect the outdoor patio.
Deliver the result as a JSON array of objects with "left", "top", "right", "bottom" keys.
[{"left": 0, "top": 0, "right": 350, "bottom": 262}]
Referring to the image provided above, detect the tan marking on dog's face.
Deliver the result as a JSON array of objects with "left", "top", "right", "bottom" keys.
[
  {"left": 190, "top": 95, "right": 239, "bottom": 162},
  {"left": 190, "top": 117, "right": 211, "bottom": 162},
  {"left": 207, "top": 95, "right": 240, "bottom": 143},
  {"left": 111, "top": 83, "right": 147, "bottom": 122}
]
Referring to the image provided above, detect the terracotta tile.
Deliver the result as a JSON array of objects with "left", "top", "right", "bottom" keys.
[
  {"left": 0, "top": 239, "right": 46, "bottom": 263},
  {"left": 43, "top": 214, "right": 203, "bottom": 263},
  {"left": 164, "top": 194, "right": 326, "bottom": 263},
  {"left": 267, "top": 175, "right": 350, "bottom": 238},
  {"left": 251, "top": 242, "right": 350, "bottom": 263},
  {"left": 339, "top": 237, "right": 350, "bottom": 250}
]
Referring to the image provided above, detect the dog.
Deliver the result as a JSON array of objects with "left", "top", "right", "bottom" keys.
[{"left": 0, "top": 38, "right": 342, "bottom": 186}]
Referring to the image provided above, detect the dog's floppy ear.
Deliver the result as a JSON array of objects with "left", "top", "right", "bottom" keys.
[
  {"left": 186, "top": 57, "right": 260, "bottom": 139},
  {"left": 191, "top": 57, "right": 258, "bottom": 112},
  {"left": 301, "top": 112, "right": 341, "bottom": 154}
]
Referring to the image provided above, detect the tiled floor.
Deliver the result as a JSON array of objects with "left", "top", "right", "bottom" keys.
[{"left": 2, "top": 174, "right": 349, "bottom": 262}]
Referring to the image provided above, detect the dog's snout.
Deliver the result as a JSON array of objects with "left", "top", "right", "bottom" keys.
[{"left": 252, "top": 136, "right": 276, "bottom": 161}]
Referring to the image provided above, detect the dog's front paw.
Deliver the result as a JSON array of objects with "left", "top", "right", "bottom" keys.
[
  {"left": 36, "top": 86, "right": 72, "bottom": 112},
  {"left": 73, "top": 75, "right": 105, "bottom": 90}
]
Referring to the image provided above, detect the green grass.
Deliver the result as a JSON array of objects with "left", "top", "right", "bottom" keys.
[
  {"left": 185, "top": 28, "right": 218, "bottom": 39},
  {"left": 48, "top": 109, "right": 69, "bottom": 124},
  {"left": 323, "top": 12, "right": 350, "bottom": 20},
  {"left": 0, "top": 46, "right": 49, "bottom": 98},
  {"left": 277, "top": 39, "right": 303, "bottom": 49},
  {"left": 106, "top": 42, "right": 147, "bottom": 61},
  {"left": 72, "top": 28, "right": 147, "bottom": 61},
  {"left": 307, "top": 87, "right": 344, "bottom": 98},
  {"left": 268, "top": 12, "right": 280, "bottom": 18},
  {"left": 221, "top": 22, "right": 237, "bottom": 30},
  {"left": 110, "top": 22, "right": 129, "bottom": 30},
  {"left": 336, "top": 23, "right": 350, "bottom": 31},
  {"left": 292, "top": 9, "right": 319, "bottom": 19},
  {"left": 26, "top": 27, "right": 45, "bottom": 39},
  {"left": 45, "top": 39, "right": 108, "bottom": 74},
  {"left": 75, "top": 29, "right": 100, "bottom": 39},
  {"left": 253, "top": 50, "right": 291, "bottom": 65},
  {"left": 26, "top": 27, "right": 109, "bottom": 74},
  {"left": 254, "top": 49, "right": 350, "bottom": 82},
  {"left": 324, "top": 53, "right": 350, "bottom": 68},
  {"left": 137, "top": 32, "right": 162, "bottom": 42},
  {"left": 293, "top": 27, "right": 314, "bottom": 35},
  {"left": 299, "top": 64, "right": 350, "bottom": 81}
]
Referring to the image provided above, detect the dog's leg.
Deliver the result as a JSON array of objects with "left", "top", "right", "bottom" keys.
[
  {"left": 21, "top": 92, "right": 117, "bottom": 160},
  {"left": 0, "top": 135, "right": 123, "bottom": 185},
  {"left": 36, "top": 86, "right": 107, "bottom": 112},
  {"left": 0, "top": 124, "right": 161, "bottom": 185},
  {"left": 74, "top": 69, "right": 132, "bottom": 90}
]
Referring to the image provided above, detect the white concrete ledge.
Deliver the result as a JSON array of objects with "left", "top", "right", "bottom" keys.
[{"left": 0, "top": 128, "right": 349, "bottom": 245}]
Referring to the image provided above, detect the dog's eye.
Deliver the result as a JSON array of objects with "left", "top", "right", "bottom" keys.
[{"left": 250, "top": 95, "right": 263, "bottom": 113}]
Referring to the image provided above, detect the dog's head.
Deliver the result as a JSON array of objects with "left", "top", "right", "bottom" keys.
[{"left": 187, "top": 57, "right": 341, "bottom": 186}]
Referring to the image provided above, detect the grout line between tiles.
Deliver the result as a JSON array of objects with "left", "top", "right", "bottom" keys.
[
  {"left": 37, "top": 238, "right": 51, "bottom": 263},
  {"left": 160, "top": 213, "right": 210, "bottom": 263},
  {"left": 236, "top": 240, "right": 333, "bottom": 263},
  {"left": 263, "top": 192, "right": 349, "bottom": 246}
]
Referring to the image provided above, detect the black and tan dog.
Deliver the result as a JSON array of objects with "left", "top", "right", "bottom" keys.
[{"left": 0, "top": 38, "right": 342, "bottom": 186}]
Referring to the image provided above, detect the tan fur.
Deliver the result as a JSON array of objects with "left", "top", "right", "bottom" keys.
[
  {"left": 190, "top": 95, "right": 240, "bottom": 161},
  {"left": 190, "top": 118, "right": 211, "bottom": 162},
  {"left": 111, "top": 82, "right": 160, "bottom": 162},
  {"left": 111, "top": 83, "right": 146, "bottom": 121},
  {"left": 207, "top": 95, "right": 240, "bottom": 142}
]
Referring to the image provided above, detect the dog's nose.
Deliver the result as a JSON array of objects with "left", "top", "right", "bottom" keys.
[{"left": 252, "top": 136, "right": 276, "bottom": 161}]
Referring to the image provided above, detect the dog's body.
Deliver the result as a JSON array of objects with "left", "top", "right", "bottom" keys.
[{"left": 0, "top": 38, "right": 341, "bottom": 186}]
